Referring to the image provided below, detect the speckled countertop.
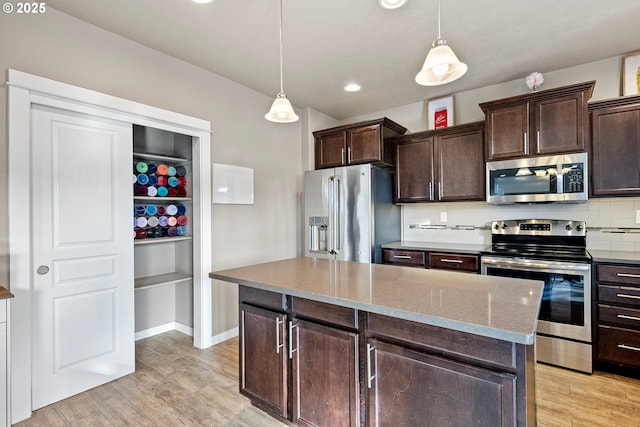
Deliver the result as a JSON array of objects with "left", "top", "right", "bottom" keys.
[
  {"left": 210, "top": 257, "right": 543, "bottom": 345},
  {"left": 382, "top": 240, "right": 489, "bottom": 255},
  {"left": 589, "top": 250, "right": 640, "bottom": 264}
]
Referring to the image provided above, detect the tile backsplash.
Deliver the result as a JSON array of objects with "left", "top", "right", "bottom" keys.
[{"left": 401, "top": 198, "right": 640, "bottom": 252}]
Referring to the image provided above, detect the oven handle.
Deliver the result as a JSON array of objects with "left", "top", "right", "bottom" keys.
[{"left": 481, "top": 256, "right": 591, "bottom": 272}]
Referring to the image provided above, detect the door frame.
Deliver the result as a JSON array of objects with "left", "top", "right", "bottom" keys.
[{"left": 7, "top": 69, "right": 212, "bottom": 423}]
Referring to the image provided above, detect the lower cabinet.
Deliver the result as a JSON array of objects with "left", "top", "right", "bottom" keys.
[
  {"left": 291, "top": 319, "right": 359, "bottom": 426},
  {"left": 382, "top": 248, "right": 479, "bottom": 273},
  {"left": 238, "top": 285, "right": 533, "bottom": 426},
  {"left": 367, "top": 339, "right": 516, "bottom": 426},
  {"left": 239, "top": 303, "right": 288, "bottom": 418}
]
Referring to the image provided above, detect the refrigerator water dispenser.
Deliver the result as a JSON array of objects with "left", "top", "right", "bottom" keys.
[{"left": 309, "top": 216, "right": 328, "bottom": 253}]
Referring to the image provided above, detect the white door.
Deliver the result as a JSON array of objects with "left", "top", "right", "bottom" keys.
[{"left": 30, "top": 106, "right": 134, "bottom": 409}]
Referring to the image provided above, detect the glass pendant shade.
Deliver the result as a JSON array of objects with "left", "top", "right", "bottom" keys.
[
  {"left": 265, "top": 92, "right": 299, "bottom": 123},
  {"left": 415, "top": 39, "right": 467, "bottom": 86}
]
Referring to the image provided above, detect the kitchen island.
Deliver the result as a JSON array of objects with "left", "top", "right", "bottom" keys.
[{"left": 211, "top": 257, "right": 543, "bottom": 426}]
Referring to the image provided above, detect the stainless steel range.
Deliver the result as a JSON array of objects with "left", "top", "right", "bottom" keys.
[{"left": 481, "top": 219, "right": 592, "bottom": 373}]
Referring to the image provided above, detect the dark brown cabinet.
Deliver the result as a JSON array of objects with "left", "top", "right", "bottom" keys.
[
  {"left": 429, "top": 252, "right": 479, "bottom": 273},
  {"left": 382, "top": 248, "right": 479, "bottom": 273},
  {"left": 313, "top": 118, "right": 407, "bottom": 170},
  {"left": 589, "top": 95, "right": 640, "bottom": 197},
  {"left": 480, "top": 81, "right": 594, "bottom": 161},
  {"left": 595, "top": 263, "right": 640, "bottom": 371},
  {"left": 239, "top": 303, "right": 288, "bottom": 418},
  {"left": 238, "top": 285, "right": 535, "bottom": 426},
  {"left": 393, "top": 122, "right": 484, "bottom": 203}
]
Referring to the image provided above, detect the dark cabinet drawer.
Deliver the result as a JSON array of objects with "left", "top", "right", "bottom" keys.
[
  {"left": 598, "top": 285, "right": 640, "bottom": 309},
  {"left": 290, "top": 296, "right": 358, "bottom": 330},
  {"left": 598, "top": 304, "right": 640, "bottom": 330},
  {"left": 597, "top": 325, "right": 640, "bottom": 368},
  {"left": 382, "top": 249, "right": 426, "bottom": 267},
  {"left": 598, "top": 264, "right": 640, "bottom": 286},
  {"left": 429, "top": 252, "right": 478, "bottom": 273}
]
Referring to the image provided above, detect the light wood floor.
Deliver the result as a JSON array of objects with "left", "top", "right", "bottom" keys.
[{"left": 14, "top": 331, "right": 640, "bottom": 426}]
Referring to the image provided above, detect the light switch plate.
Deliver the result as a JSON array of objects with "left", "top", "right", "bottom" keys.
[
  {"left": 636, "top": 210, "right": 640, "bottom": 224},
  {"left": 440, "top": 212, "right": 447, "bottom": 222}
]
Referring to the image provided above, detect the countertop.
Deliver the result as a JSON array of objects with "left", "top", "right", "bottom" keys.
[
  {"left": 210, "top": 257, "right": 543, "bottom": 345},
  {"left": 589, "top": 250, "right": 640, "bottom": 264},
  {"left": 0, "top": 286, "right": 14, "bottom": 300},
  {"left": 382, "top": 240, "right": 489, "bottom": 255}
]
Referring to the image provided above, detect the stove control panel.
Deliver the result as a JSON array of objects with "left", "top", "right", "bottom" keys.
[{"left": 490, "top": 219, "right": 587, "bottom": 237}]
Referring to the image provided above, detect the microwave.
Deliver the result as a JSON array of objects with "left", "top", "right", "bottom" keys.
[{"left": 486, "top": 152, "right": 588, "bottom": 204}]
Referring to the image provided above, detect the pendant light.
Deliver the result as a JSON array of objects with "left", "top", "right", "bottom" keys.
[
  {"left": 415, "top": 0, "right": 467, "bottom": 86},
  {"left": 265, "top": 0, "right": 299, "bottom": 123}
]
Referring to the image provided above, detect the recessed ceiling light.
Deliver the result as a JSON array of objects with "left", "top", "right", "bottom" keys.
[
  {"left": 378, "top": 0, "right": 407, "bottom": 10},
  {"left": 192, "top": 0, "right": 214, "bottom": 3},
  {"left": 344, "top": 83, "right": 361, "bottom": 92}
]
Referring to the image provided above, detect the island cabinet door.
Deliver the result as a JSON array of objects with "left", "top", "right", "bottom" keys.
[
  {"left": 239, "top": 303, "right": 288, "bottom": 419},
  {"left": 291, "top": 319, "right": 359, "bottom": 427},
  {"left": 366, "top": 339, "right": 517, "bottom": 427}
]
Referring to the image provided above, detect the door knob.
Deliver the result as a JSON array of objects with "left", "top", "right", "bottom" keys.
[{"left": 37, "top": 265, "right": 50, "bottom": 275}]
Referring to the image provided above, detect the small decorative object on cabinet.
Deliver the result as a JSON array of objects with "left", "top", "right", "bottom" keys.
[
  {"left": 479, "top": 81, "right": 595, "bottom": 161},
  {"left": 589, "top": 94, "right": 640, "bottom": 197},
  {"left": 313, "top": 117, "right": 407, "bottom": 170},
  {"left": 525, "top": 72, "right": 544, "bottom": 92},
  {"left": 622, "top": 50, "right": 640, "bottom": 96},
  {"left": 595, "top": 263, "right": 640, "bottom": 372},
  {"left": 392, "top": 121, "right": 484, "bottom": 203},
  {"left": 427, "top": 95, "right": 454, "bottom": 129}
]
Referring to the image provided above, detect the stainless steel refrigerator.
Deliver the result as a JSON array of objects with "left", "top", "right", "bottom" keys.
[{"left": 304, "top": 164, "right": 400, "bottom": 263}]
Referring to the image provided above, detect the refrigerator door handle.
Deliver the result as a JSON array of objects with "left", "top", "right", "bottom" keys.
[
  {"left": 328, "top": 176, "right": 335, "bottom": 254},
  {"left": 334, "top": 175, "right": 341, "bottom": 254}
]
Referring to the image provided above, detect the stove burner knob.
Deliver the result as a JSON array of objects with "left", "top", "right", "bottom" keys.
[
  {"left": 565, "top": 224, "right": 574, "bottom": 231},
  {"left": 502, "top": 223, "right": 508, "bottom": 229},
  {"left": 576, "top": 224, "right": 583, "bottom": 231},
  {"left": 493, "top": 223, "right": 500, "bottom": 230}
]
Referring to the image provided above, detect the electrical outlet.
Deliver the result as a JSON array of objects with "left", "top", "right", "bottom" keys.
[
  {"left": 636, "top": 210, "right": 640, "bottom": 224},
  {"left": 440, "top": 212, "right": 447, "bottom": 223}
]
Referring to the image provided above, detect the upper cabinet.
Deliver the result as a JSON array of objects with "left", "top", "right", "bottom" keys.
[
  {"left": 393, "top": 122, "right": 485, "bottom": 203},
  {"left": 313, "top": 118, "right": 407, "bottom": 170},
  {"left": 480, "top": 81, "right": 595, "bottom": 161},
  {"left": 589, "top": 95, "right": 640, "bottom": 197}
]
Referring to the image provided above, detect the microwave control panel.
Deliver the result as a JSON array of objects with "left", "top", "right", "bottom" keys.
[{"left": 562, "top": 163, "right": 584, "bottom": 193}]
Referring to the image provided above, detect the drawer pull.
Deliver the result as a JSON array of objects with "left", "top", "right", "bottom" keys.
[
  {"left": 392, "top": 255, "right": 412, "bottom": 259},
  {"left": 616, "top": 293, "right": 640, "bottom": 300},
  {"left": 618, "top": 344, "right": 640, "bottom": 352},
  {"left": 439, "top": 258, "right": 463, "bottom": 264},
  {"left": 617, "top": 273, "right": 640, "bottom": 279},
  {"left": 617, "top": 314, "right": 640, "bottom": 322}
]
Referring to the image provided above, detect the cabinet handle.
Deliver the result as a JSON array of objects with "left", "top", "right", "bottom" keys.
[
  {"left": 288, "top": 321, "right": 298, "bottom": 360},
  {"left": 366, "top": 343, "right": 376, "bottom": 389},
  {"left": 616, "top": 293, "right": 640, "bottom": 300},
  {"left": 275, "top": 317, "right": 285, "bottom": 354},
  {"left": 429, "top": 182, "right": 434, "bottom": 200},
  {"left": 347, "top": 146, "right": 351, "bottom": 163},
  {"left": 438, "top": 181, "right": 442, "bottom": 201},
  {"left": 523, "top": 133, "right": 529, "bottom": 155},
  {"left": 393, "top": 255, "right": 412, "bottom": 259},
  {"left": 618, "top": 344, "right": 640, "bottom": 352},
  {"left": 439, "top": 258, "right": 463, "bottom": 264},
  {"left": 616, "top": 273, "right": 640, "bottom": 279},
  {"left": 536, "top": 130, "right": 540, "bottom": 147},
  {"left": 617, "top": 314, "right": 640, "bottom": 322},
  {"left": 340, "top": 148, "right": 345, "bottom": 165}
]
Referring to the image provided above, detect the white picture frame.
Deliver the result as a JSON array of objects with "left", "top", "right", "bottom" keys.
[
  {"left": 212, "top": 163, "right": 254, "bottom": 205},
  {"left": 427, "top": 95, "right": 454, "bottom": 130},
  {"left": 622, "top": 50, "right": 640, "bottom": 96}
]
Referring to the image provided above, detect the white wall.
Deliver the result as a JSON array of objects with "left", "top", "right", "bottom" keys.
[
  {"left": 0, "top": 8, "right": 303, "bottom": 337},
  {"left": 341, "top": 55, "right": 638, "bottom": 252}
]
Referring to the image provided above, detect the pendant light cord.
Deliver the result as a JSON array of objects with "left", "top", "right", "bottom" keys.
[
  {"left": 278, "top": 0, "right": 284, "bottom": 94},
  {"left": 436, "top": 0, "right": 441, "bottom": 40}
]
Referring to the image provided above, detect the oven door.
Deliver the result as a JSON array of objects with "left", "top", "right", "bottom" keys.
[{"left": 481, "top": 256, "right": 591, "bottom": 343}]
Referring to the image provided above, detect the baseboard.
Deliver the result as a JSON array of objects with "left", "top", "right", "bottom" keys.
[
  {"left": 135, "top": 323, "right": 238, "bottom": 347},
  {"left": 135, "top": 322, "right": 193, "bottom": 341}
]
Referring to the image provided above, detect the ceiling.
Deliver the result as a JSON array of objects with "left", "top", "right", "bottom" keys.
[{"left": 46, "top": 0, "right": 640, "bottom": 120}]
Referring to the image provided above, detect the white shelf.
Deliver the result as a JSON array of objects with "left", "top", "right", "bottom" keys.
[
  {"left": 135, "top": 272, "right": 192, "bottom": 291},
  {"left": 134, "top": 196, "right": 192, "bottom": 202},
  {"left": 133, "top": 152, "right": 190, "bottom": 164},
  {"left": 134, "top": 236, "right": 192, "bottom": 245}
]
